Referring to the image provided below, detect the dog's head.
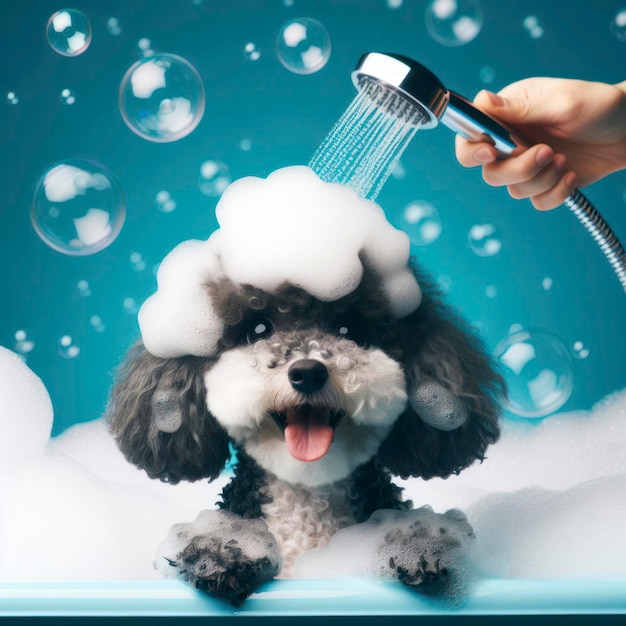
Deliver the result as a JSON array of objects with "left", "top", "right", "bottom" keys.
[
  {"left": 107, "top": 265, "right": 503, "bottom": 488},
  {"left": 106, "top": 166, "right": 503, "bottom": 488}
]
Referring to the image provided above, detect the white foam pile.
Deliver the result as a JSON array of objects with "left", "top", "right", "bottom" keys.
[
  {"left": 0, "top": 346, "right": 227, "bottom": 581},
  {"left": 0, "top": 344, "right": 625, "bottom": 582},
  {"left": 139, "top": 166, "right": 421, "bottom": 358}
]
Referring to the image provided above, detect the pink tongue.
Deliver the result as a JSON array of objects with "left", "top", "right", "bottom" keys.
[{"left": 284, "top": 406, "right": 334, "bottom": 462}]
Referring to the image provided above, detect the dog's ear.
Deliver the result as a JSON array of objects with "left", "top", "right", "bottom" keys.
[
  {"left": 106, "top": 341, "right": 231, "bottom": 484},
  {"left": 377, "top": 277, "right": 504, "bottom": 480}
]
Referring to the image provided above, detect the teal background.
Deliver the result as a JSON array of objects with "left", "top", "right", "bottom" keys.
[{"left": 1, "top": 0, "right": 625, "bottom": 435}]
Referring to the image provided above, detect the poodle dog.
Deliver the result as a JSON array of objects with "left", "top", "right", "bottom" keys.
[
  {"left": 106, "top": 266, "right": 502, "bottom": 603},
  {"left": 106, "top": 167, "right": 503, "bottom": 605}
]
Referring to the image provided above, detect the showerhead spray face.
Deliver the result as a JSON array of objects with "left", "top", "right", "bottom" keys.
[{"left": 351, "top": 52, "right": 517, "bottom": 154}]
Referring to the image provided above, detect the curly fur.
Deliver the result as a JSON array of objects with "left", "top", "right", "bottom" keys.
[{"left": 106, "top": 261, "right": 504, "bottom": 597}]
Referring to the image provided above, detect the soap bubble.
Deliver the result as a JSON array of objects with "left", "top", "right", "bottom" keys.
[
  {"left": 391, "top": 160, "right": 406, "bottom": 180},
  {"left": 479, "top": 65, "right": 495, "bottom": 84},
  {"left": 77, "top": 280, "right": 91, "bottom": 297},
  {"left": 119, "top": 53, "right": 205, "bottom": 143},
  {"left": 438, "top": 274, "right": 452, "bottom": 293},
  {"left": 89, "top": 315, "right": 106, "bottom": 333},
  {"left": 106, "top": 17, "right": 122, "bottom": 37},
  {"left": 485, "top": 284, "right": 498, "bottom": 299},
  {"left": 494, "top": 328, "right": 575, "bottom": 418},
  {"left": 276, "top": 18, "right": 331, "bottom": 74},
  {"left": 155, "top": 190, "right": 177, "bottom": 213},
  {"left": 31, "top": 159, "right": 125, "bottom": 256},
  {"left": 425, "top": 0, "right": 483, "bottom": 46},
  {"left": 58, "top": 335, "right": 80, "bottom": 359},
  {"left": 123, "top": 297, "right": 139, "bottom": 315},
  {"left": 130, "top": 252, "right": 147, "bottom": 271},
  {"left": 14, "top": 329, "right": 36, "bottom": 355},
  {"left": 468, "top": 223, "right": 501, "bottom": 257},
  {"left": 523, "top": 15, "right": 544, "bottom": 39},
  {"left": 572, "top": 341, "right": 590, "bottom": 360},
  {"left": 7, "top": 91, "right": 19, "bottom": 105},
  {"left": 610, "top": 7, "right": 626, "bottom": 41},
  {"left": 60, "top": 88, "right": 76, "bottom": 105},
  {"left": 401, "top": 201, "right": 442, "bottom": 246},
  {"left": 137, "top": 37, "right": 154, "bottom": 57},
  {"left": 239, "top": 139, "right": 252, "bottom": 152},
  {"left": 46, "top": 9, "right": 92, "bottom": 57},
  {"left": 243, "top": 42, "right": 261, "bottom": 61},
  {"left": 198, "top": 160, "right": 231, "bottom": 196},
  {"left": 542, "top": 276, "right": 553, "bottom": 291},
  {"left": 387, "top": 0, "right": 404, "bottom": 8}
]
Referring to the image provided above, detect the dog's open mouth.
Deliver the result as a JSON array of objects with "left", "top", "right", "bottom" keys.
[{"left": 271, "top": 405, "right": 345, "bottom": 463}]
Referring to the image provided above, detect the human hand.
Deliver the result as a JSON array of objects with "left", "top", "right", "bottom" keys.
[{"left": 455, "top": 78, "right": 626, "bottom": 210}]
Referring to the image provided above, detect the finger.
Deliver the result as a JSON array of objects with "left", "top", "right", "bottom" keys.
[
  {"left": 506, "top": 153, "right": 569, "bottom": 199},
  {"left": 480, "top": 144, "right": 555, "bottom": 187},
  {"left": 529, "top": 171, "right": 579, "bottom": 211},
  {"left": 454, "top": 135, "right": 498, "bottom": 167}
]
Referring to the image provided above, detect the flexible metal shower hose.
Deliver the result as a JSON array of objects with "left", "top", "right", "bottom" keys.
[{"left": 564, "top": 189, "right": 626, "bottom": 292}]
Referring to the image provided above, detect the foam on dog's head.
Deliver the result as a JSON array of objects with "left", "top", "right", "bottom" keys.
[{"left": 139, "top": 166, "right": 421, "bottom": 358}]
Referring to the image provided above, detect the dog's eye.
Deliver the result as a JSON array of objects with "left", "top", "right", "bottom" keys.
[{"left": 247, "top": 318, "right": 274, "bottom": 343}]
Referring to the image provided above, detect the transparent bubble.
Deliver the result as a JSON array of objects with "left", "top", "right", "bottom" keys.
[
  {"left": 276, "top": 18, "right": 331, "bottom": 75},
  {"left": 7, "top": 91, "right": 19, "bottom": 105},
  {"left": 198, "top": 160, "right": 231, "bottom": 197},
  {"left": 401, "top": 201, "right": 442, "bottom": 246},
  {"left": 137, "top": 38, "right": 153, "bottom": 55},
  {"left": 542, "top": 276, "right": 553, "bottom": 291},
  {"left": 494, "top": 328, "right": 575, "bottom": 418},
  {"left": 479, "top": 65, "right": 495, "bottom": 84},
  {"left": 468, "top": 223, "right": 501, "bottom": 257},
  {"left": 155, "top": 190, "right": 177, "bottom": 213},
  {"left": 14, "top": 329, "right": 36, "bottom": 354},
  {"left": 60, "top": 88, "right": 76, "bottom": 105},
  {"left": 425, "top": 0, "right": 483, "bottom": 46},
  {"left": 46, "top": 9, "right": 92, "bottom": 57},
  {"left": 523, "top": 15, "right": 538, "bottom": 29},
  {"left": 119, "top": 53, "right": 205, "bottom": 143},
  {"left": 130, "top": 252, "right": 147, "bottom": 272},
  {"left": 572, "top": 340, "right": 590, "bottom": 360},
  {"left": 391, "top": 160, "right": 406, "bottom": 180},
  {"left": 106, "top": 17, "right": 122, "bottom": 37},
  {"left": 58, "top": 335, "right": 80, "bottom": 359},
  {"left": 244, "top": 42, "right": 261, "bottom": 61},
  {"left": 387, "top": 0, "right": 404, "bottom": 8},
  {"left": 239, "top": 138, "right": 252, "bottom": 152},
  {"left": 89, "top": 315, "right": 106, "bottom": 333},
  {"left": 485, "top": 284, "right": 498, "bottom": 299},
  {"left": 438, "top": 274, "right": 452, "bottom": 293},
  {"left": 523, "top": 15, "right": 544, "bottom": 38},
  {"left": 123, "top": 297, "right": 138, "bottom": 315},
  {"left": 77, "top": 279, "right": 91, "bottom": 297},
  {"left": 610, "top": 7, "right": 626, "bottom": 41},
  {"left": 31, "top": 158, "right": 125, "bottom": 256}
]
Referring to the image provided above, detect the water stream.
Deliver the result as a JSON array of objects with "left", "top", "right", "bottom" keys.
[{"left": 309, "top": 79, "right": 424, "bottom": 200}]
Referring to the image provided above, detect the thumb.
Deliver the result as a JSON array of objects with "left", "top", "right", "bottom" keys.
[{"left": 473, "top": 89, "right": 537, "bottom": 125}]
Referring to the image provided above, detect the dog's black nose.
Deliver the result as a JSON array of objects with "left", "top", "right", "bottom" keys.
[{"left": 288, "top": 359, "right": 328, "bottom": 394}]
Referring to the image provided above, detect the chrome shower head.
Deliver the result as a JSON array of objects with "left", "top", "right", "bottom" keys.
[
  {"left": 344, "top": 51, "right": 626, "bottom": 293},
  {"left": 352, "top": 52, "right": 517, "bottom": 154}
]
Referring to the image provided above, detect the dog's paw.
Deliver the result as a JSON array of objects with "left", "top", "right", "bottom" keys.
[
  {"left": 155, "top": 509, "right": 281, "bottom": 604},
  {"left": 374, "top": 506, "right": 476, "bottom": 604}
]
